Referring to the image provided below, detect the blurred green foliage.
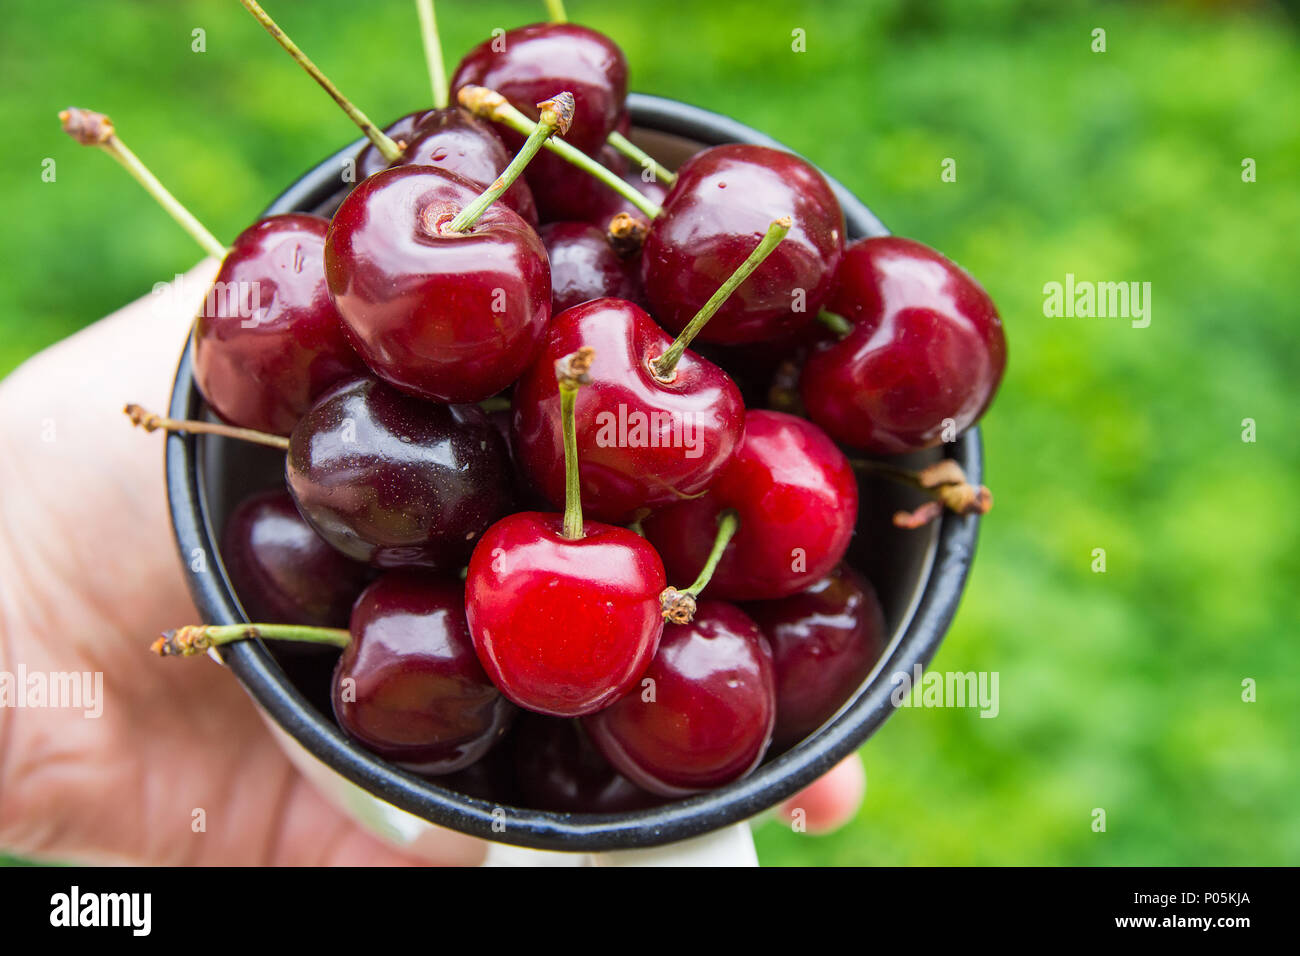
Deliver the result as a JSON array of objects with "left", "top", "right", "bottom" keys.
[{"left": 1, "top": 0, "right": 1297, "bottom": 866}]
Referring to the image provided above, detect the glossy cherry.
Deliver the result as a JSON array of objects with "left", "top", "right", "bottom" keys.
[
  {"left": 642, "top": 409, "right": 858, "bottom": 600},
  {"left": 324, "top": 164, "right": 550, "bottom": 403},
  {"left": 801, "top": 237, "right": 1007, "bottom": 454},
  {"left": 540, "top": 222, "right": 642, "bottom": 313},
  {"left": 512, "top": 713, "right": 658, "bottom": 813},
  {"left": 584, "top": 600, "right": 775, "bottom": 796},
  {"left": 450, "top": 22, "right": 627, "bottom": 156},
  {"left": 356, "top": 108, "right": 437, "bottom": 180},
  {"left": 513, "top": 297, "right": 744, "bottom": 523},
  {"left": 221, "top": 489, "right": 371, "bottom": 628},
  {"left": 745, "top": 564, "right": 888, "bottom": 751},
  {"left": 286, "top": 377, "right": 513, "bottom": 569},
  {"left": 332, "top": 570, "right": 515, "bottom": 775},
  {"left": 642, "top": 144, "right": 845, "bottom": 344},
  {"left": 193, "top": 213, "right": 366, "bottom": 436}
]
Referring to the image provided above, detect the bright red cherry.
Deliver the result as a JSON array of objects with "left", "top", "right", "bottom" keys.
[
  {"left": 465, "top": 348, "right": 667, "bottom": 718},
  {"left": 539, "top": 222, "right": 642, "bottom": 313},
  {"left": 512, "top": 297, "right": 744, "bottom": 523},
  {"left": 221, "top": 489, "right": 371, "bottom": 628},
  {"left": 193, "top": 213, "right": 366, "bottom": 436},
  {"left": 745, "top": 564, "right": 888, "bottom": 751},
  {"left": 450, "top": 23, "right": 627, "bottom": 156},
  {"left": 356, "top": 109, "right": 437, "bottom": 180},
  {"left": 512, "top": 714, "right": 658, "bottom": 812},
  {"left": 324, "top": 164, "right": 550, "bottom": 403},
  {"left": 642, "top": 144, "right": 845, "bottom": 344},
  {"left": 583, "top": 600, "right": 775, "bottom": 796},
  {"left": 642, "top": 409, "right": 858, "bottom": 600},
  {"left": 286, "top": 377, "right": 513, "bottom": 569},
  {"left": 801, "top": 237, "right": 1007, "bottom": 454},
  {"left": 332, "top": 570, "right": 515, "bottom": 776}
]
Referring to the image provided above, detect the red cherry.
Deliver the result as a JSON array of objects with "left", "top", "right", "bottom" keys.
[
  {"left": 356, "top": 109, "right": 438, "bottom": 180},
  {"left": 465, "top": 512, "right": 665, "bottom": 717},
  {"left": 332, "top": 570, "right": 515, "bottom": 775},
  {"left": 193, "top": 213, "right": 365, "bottom": 435},
  {"left": 583, "top": 600, "right": 775, "bottom": 796},
  {"left": 324, "top": 165, "right": 550, "bottom": 403},
  {"left": 642, "top": 409, "right": 858, "bottom": 600},
  {"left": 512, "top": 713, "right": 659, "bottom": 813},
  {"left": 642, "top": 144, "right": 845, "bottom": 344},
  {"left": 745, "top": 564, "right": 888, "bottom": 751},
  {"left": 513, "top": 297, "right": 744, "bottom": 523},
  {"left": 539, "top": 222, "right": 642, "bottom": 314},
  {"left": 802, "top": 237, "right": 1007, "bottom": 454}
]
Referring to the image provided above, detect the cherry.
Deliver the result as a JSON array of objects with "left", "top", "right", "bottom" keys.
[
  {"left": 643, "top": 144, "right": 845, "bottom": 344},
  {"left": 513, "top": 218, "right": 788, "bottom": 523},
  {"left": 465, "top": 349, "right": 667, "bottom": 717},
  {"left": 285, "top": 377, "right": 513, "bottom": 569},
  {"left": 221, "top": 489, "right": 371, "bottom": 629},
  {"left": 801, "top": 237, "right": 1007, "bottom": 454},
  {"left": 450, "top": 22, "right": 627, "bottom": 157},
  {"left": 642, "top": 409, "right": 858, "bottom": 600},
  {"left": 583, "top": 600, "right": 775, "bottom": 796},
  {"left": 194, "top": 214, "right": 367, "bottom": 436},
  {"left": 744, "top": 564, "right": 888, "bottom": 751},
  {"left": 512, "top": 713, "right": 658, "bottom": 813},
  {"left": 356, "top": 108, "right": 437, "bottom": 180},
  {"left": 539, "top": 221, "right": 642, "bottom": 314}
]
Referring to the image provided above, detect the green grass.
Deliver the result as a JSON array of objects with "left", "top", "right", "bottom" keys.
[{"left": 2, "top": 0, "right": 1297, "bottom": 865}]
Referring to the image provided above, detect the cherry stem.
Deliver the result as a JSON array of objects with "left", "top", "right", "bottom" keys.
[
  {"left": 555, "top": 347, "right": 595, "bottom": 540},
  {"left": 124, "top": 403, "right": 290, "bottom": 451},
  {"left": 414, "top": 0, "right": 449, "bottom": 109},
  {"left": 447, "top": 93, "right": 574, "bottom": 232},
  {"left": 544, "top": 0, "right": 568, "bottom": 23},
  {"left": 59, "top": 108, "right": 226, "bottom": 260},
  {"left": 457, "top": 86, "right": 662, "bottom": 219},
  {"left": 817, "top": 308, "right": 852, "bottom": 337},
  {"left": 239, "top": 0, "right": 402, "bottom": 163},
  {"left": 152, "top": 623, "right": 350, "bottom": 658},
  {"left": 852, "top": 458, "right": 994, "bottom": 528},
  {"left": 651, "top": 217, "right": 791, "bottom": 381},
  {"left": 606, "top": 131, "right": 677, "bottom": 186},
  {"left": 659, "top": 509, "right": 739, "bottom": 623}
]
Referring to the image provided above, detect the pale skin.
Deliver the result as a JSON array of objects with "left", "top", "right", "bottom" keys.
[{"left": 0, "top": 263, "right": 862, "bottom": 865}]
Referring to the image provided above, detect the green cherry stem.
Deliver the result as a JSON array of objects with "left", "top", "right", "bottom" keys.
[
  {"left": 124, "top": 404, "right": 290, "bottom": 451},
  {"left": 59, "top": 108, "right": 226, "bottom": 260},
  {"left": 415, "top": 0, "right": 449, "bottom": 108},
  {"left": 544, "top": 0, "right": 568, "bottom": 23},
  {"left": 446, "top": 93, "right": 574, "bottom": 232},
  {"left": 659, "top": 509, "right": 740, "bottom": 623},
  {"left": 606, "top": 131, "right": 677, "bottom": 186},
  {"left": 239, "top": 0, "right": 402, "bottom": 163},
  {"left": 152, "top": 623, "right": 350, "bottom": 658},
  {"left": 651, "top": 217, "right": 791, "bottom": 381},
  {"left": 458, "top": 85, "right": 662, "bottom": 219},
  {"left": 555, "top": 346, "right": 595, "bottom": 540},
  {"left": 817, "top": 308, "right": 853, "bottom": 337}
]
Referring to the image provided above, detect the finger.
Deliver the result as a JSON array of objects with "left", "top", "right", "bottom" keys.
[{"left": 777, "top": 753, "right": 865, "bottom": 834}]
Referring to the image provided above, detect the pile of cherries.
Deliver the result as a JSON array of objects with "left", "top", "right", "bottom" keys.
[{"left": 70, "top": 3, "right": 1005, "bottom": 811}]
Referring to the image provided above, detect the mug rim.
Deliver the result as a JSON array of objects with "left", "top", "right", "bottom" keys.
[{"left": 164, "top": 92, "right": 983, "bottom": 852}]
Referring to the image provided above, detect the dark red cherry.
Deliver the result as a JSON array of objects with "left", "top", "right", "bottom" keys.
[
  {"left": 465, "top": 512, "right": 666, "bottom": 717},
  {"left": 642, "top": 409, "right": 858, "bottom": 600},
  {"left": 221, "top": 489, "right": 371, "bottom": 628},
  {"left": 332, "top": 570, "right": 515, "bottom": 775},
  {"left": 324, "top": 165, "right": 550, "bottom": 404},
  {"left": 193, "top": 213, "right": 366, "bottom": 436},
  {"left": 286, "top": 377, "right": 513, "bottom": 569},
  {"left": 512, "top": 298, "right": 744, "bottom": 523},
  {"left": 801, "top": 237, "right": 1007, "bottom": 454},
  {"left": 525, "top": 142, "right": 625, "bottom": 224},
  {"left": 450, "top": 23, "right": 628, "bottom": 156},
  {"left": 583, "top": 601, "right": 775, "bottom": 796},
  {"left": 642, "top": 144, "right": 845, "bottom": 344},
  {"left": 356, "top": 109, "right": 437, "bottom": 180},
  {"left": 745, "top": 564, "right": 888, "bottom": 751},
  {"left": 512, "top": 713, "right": 658, "bottom": 813},
  {"left": 540, "top": 222, "right": 642, "bottom": 313},
  {"left": 392, "top": 108, "right": 539, "bottom": 226}
]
